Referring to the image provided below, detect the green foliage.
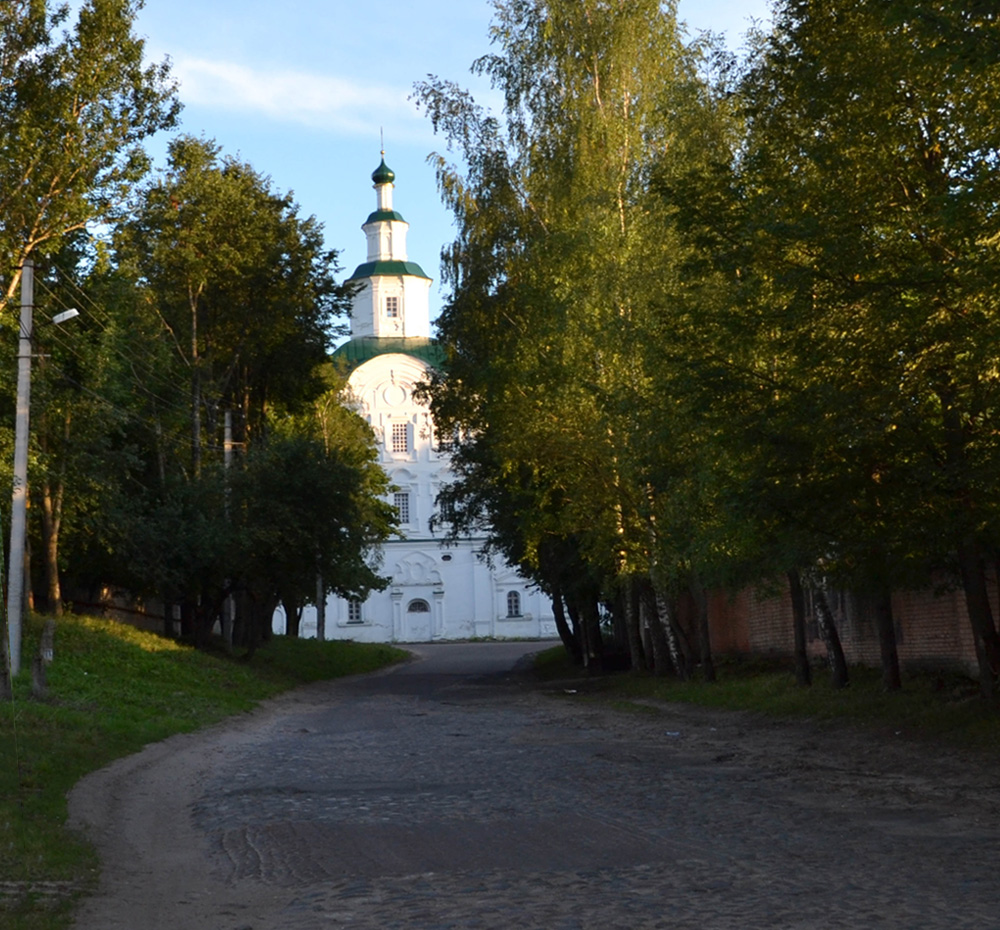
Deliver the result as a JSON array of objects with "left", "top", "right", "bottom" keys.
[
  {"left": 736, "top": 0, "right": 1000, "bottom": 573},
  {"left": 0, "top": 612, "right": 405, "bottom": 927},
  {"left": 0, "top": 0, "right": 180, "bottom": 303},
  {"left": 116, "top": 134, "right": 352, "bottom": 471},
  {"left": 3, "top": 137, "right": 384, "bottom": 630},
  {"left": 727, "top": 0, "right": 1000, "bottom": 686},
  {"left": 114, "top": 422, "right": 397, "bottom": 643},
  {"left": 417, "top": 0, "right": 1000, "bottom": 683},
  {"left": 232, "top": 429, "right": 398, "bottom": 606},
  {"left": 415, "top": 0, "right": 742, "bottom": 667}
]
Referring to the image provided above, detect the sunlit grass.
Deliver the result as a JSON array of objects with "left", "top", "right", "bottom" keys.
[{"left": 0, "top": 612, "right": 406, "bottom": 930}]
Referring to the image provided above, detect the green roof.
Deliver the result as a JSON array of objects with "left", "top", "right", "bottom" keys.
[
  {"left": 365, "top": 209, "right": 407, "bottom": 224},
  {"left": 372, "top": 158, "right": 395, "bottom": 185},
  {"left": 347, "top": 259, "right": 431, "bottom": 282},
  {"left": 332, "top": 336, "right": 445, "bottom": 373}
]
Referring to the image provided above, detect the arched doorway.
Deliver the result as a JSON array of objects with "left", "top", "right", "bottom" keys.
[{"left": 405, "top": 597, "right": 432, "bottom": 640}]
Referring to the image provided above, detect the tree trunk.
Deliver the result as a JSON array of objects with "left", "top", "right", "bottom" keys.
[
  {"left": 566, "top": 597, "right": 587, "bottom": 665},
  {"left": 956, "top": 535, "right": 1000, "bottom": 697},
  {"left": 610, "top": 591, "right": 628, "bottom": 656},
  {"left": 221, "top": 592, "right": 234, "bottom": 653},
  {"left": 24, "top": 533, "right": 33, "bottom": 613},
  {"left": 41, "top": 475, "right": 64, "bottom": 617},
  {"left": 786, "top": 569, "right": 812, "bottom": 688},
  {"left": 638, "top": 588, "right": 653, "bottom": 667},
  {"left": 193, "top": 596, "right": 217, "bottom": 649},
  {"left": 315, "top": 573, "right": 326, "bottom": 642},
  {"left": 0, "top": 634, "right": 11, "bottom": 700},
  {"left": 155, "top": 414, "right": 167, "bottom": 487},
  {"left": 245, "top": 594, "right": 279, "bottom": 659},
  {"left": 811, "top": 579, "right": 849, "bottom": 689},
  {"left": 690, "top": 574, "right": 715, "bottom": 682},
  {"left": 551, "top": 587, "right": 582, "bottom": 664},
  {"left": 640, "top": 579, "right": 671, "bottom": 677},
  {"left": 873, "top": 583, "right": 901, "bottom": 692},
  {"left": 38, "top": 408, "right": 69, "bottom": 616},
  {"left": 653, "top": 582, "right": 690, "bottom": 679},
  {"left": 580, "top": 594, "right": 604, "bottom": 671},
  {"left": 190, "top": 289, "right": 202, "bottom": 477},
  {"left": 285, "top": 600, "right": 302, "bottom": 638},
  {"left": 621, "top": 576, "right": 646, "bottom": 672},
  {"left": 232, "top": 589, "right": 250, "bottom": 648}
]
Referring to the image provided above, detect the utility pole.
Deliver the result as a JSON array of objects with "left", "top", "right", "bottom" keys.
[{"left": 7, "top": 259, "right": 33, "bottom": 677}]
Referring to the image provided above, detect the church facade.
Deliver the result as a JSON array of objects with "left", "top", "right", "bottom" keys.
[{"left": 277, "top": 158, "right": 556, "bottom": 643}]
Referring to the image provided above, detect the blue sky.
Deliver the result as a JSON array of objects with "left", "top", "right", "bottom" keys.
[{"left": 128, "top": 0, "right": 772, "bottom": 329}]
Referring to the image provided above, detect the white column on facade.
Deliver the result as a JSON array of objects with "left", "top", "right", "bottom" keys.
[
  {"left": 391, "top": 590, "right": 403, "bottom": 641},
  {"left": 433, "top": 588, "right": 445, "bottom": 640}
]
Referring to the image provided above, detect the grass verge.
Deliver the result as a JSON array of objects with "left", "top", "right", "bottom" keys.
[
  {"left": 533, "top": 647, "right": 1000, "bottom": 755},
  {"left": 1, "top": 612, "right": 406, "bottom": 930}
]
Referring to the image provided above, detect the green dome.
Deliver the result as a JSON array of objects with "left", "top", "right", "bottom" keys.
[
  {"left": 371, "top": 157, "right": 395, "bottom": 185},
  {"left": 346, "top": 259, "right": 430, "bottom": 282},
  {"left": 365, "top": 208, "right": 406, "bottom": 225},
  {"left": 332, "top": 336, "right": 445, "bottom": 374}
]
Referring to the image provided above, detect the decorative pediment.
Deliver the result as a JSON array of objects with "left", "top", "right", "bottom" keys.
[
  {"left": 392, "top": 551, "right": 442, "bottom": 586},
  {"left": 493, "top": 568, "right": 525, "bottom": 587}
]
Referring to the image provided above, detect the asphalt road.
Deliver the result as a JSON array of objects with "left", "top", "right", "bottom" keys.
[{"left": 68, "top": 642, "right": 1000, "bottom": 929}]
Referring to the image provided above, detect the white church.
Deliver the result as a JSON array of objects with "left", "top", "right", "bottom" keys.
[{"left": 277, "top": 156, "right": 557, "bottom": 643}]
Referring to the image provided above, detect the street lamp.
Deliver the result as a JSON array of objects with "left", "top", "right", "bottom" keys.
[{"left": 6, "top": 258, "right": 78, "bottom": 678}]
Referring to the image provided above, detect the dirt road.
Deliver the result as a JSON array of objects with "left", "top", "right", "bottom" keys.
[{"left": 68, "top": 643, "right": 1000, "bottom": 929}]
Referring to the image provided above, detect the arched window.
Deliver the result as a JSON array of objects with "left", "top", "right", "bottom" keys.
[
  {"left": 506, "top": 591, "right": 521, "bottom": 618},
  {"left": 407, "top": 599, "right": 430, "bottom": 613}
]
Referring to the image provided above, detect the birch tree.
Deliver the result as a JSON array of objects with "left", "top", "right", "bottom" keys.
[
  {"left": 0, "top": 0, "right": 179, "bottom": 302},
  {"left": 416, "top": 0, "right": 736, "bottom": 671}
]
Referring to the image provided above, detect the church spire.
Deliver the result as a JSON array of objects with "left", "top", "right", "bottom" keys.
[
  {"left": 344, "top": 153, "right": 432, "bottom": 339},
  {"left": 372, "top": 149, "right": 396, "bottom": 212}
]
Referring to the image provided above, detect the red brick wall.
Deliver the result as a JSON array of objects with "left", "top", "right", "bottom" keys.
[
  {"left": 708, "top": 576, "right": 988, "bottom": 675},
  {"left": 708, "top": 589, "right": 751, "bottom": 653}
]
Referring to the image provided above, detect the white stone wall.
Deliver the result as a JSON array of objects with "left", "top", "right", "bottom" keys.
[
  {"left": 272, "top": 348, "right": 557, "bottom": 643},
  {"left": 346, "top": 275, "right": 431, "bottom": 339}
]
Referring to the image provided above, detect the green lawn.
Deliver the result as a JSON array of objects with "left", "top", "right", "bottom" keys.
[
  {"left": 533, "top": 647, "right": 1000, "bottom": 755},
  {"left": 0, "top": 613, "right": 406, "bottom": 930}
]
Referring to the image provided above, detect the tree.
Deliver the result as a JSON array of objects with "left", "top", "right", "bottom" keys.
[
  {"left": 0, "top": 0, "right": 176, "bottom": 684},
  {"left": 117, "top": 135, "right": 351, "bottom": 476},
  {"left": 0, "top": 0, "right": 179, "bottom": 301},
  {"left": 416, "top": 0, "right": 736, "bottom": 672},
  {"left": 231, "top": 429, "right": 397, "bottom": 652},
  {"left": 737, "top": 0, "right": 1000, "bottom": 693}
]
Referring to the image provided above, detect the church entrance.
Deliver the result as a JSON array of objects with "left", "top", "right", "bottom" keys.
[{"left": 403, "top": 597, "right": 432, "bottom": 641}]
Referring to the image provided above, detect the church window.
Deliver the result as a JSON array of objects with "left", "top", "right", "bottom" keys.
[
  {"left": 385, "top": 295, "right": 399, "bottom": 318},
  {"left": 391, "top": 422, "right": 409, "bottom": 453},
  {"left": 394, "top": 491, "right": 411, "bottom": 524},
  {"left": 347, "top": 600, "right": 363, "bottom": 624},
  {"left": 506, "top": 591, "right": 522, "bottom": 618},
  {"left": 407, "top": 599, "right": 430, "bottom": 613}
]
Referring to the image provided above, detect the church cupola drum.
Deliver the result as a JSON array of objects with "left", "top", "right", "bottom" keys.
[{"left": 346, "top": 154, "right": 432, "bottom": 340}]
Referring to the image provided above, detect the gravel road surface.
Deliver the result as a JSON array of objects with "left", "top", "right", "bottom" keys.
[{"left": 68, "top": 642, "right": 1000, "bottom": 929}]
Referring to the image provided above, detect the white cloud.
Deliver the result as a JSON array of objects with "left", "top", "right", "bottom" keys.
[{"left": 172, "top": 57, "right": 428, "bottom": 138}]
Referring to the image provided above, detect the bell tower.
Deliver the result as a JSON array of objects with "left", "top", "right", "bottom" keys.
[{"left": 346, "top": 154, "right": 432, "bottom": 339}]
